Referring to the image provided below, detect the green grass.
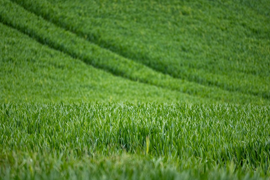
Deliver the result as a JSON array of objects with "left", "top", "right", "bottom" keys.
[
  {"left": 1, "top": 103, "right": 270, "bottom": 179},
  {"left": 0, "top": 22, "right": 199, "bottom": 103},
  {"left": 0, "top": 0, "right": 269, "bottom": 104},
  {"left": 0, "top": 0, "right": 270, "bottom": 179},
  {"left": 9, "top": 0, "right": 270, "bottom": 99}
]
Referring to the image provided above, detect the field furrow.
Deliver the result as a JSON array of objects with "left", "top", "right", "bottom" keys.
[
  {"left": 10, "top": 0, "right": 270, "bottom": 99},
  {"left": 1, "top": 22, "right": 203, "bottom": 103},
  {"left": 0, "top": 0, "right": 268, "bottom": 104},
  {"left": 1, "top": 0, "right": 270, "bottom": 179}
]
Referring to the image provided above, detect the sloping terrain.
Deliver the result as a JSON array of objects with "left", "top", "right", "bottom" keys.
[
  {"left": 0, "top": 22, "right": 199, "bottom": 103},
  {"left": 0, "top": 0, "right": 270, "bottom": 180},
  {"left": 0, "top": 0, "right": 269, "bottom": 104}
]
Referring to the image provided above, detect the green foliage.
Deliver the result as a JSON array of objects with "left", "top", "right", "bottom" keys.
[
  {"left": 0, "top": 0, "right": 270, "bottom": 179},
  {"left": 9, "top": 0, "right": 270, "bottom": 99},
  {"left": 0, "top": 22, "right": 198, "bottom": 103},
  {"left": 1, "top": 103, "right": 270, "bottom": 179},
  {"left": 0, "top": 0, "right": 269, "bottom": 104}
]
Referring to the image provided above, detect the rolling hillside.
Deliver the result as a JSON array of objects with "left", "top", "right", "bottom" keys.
[
  {"left": 0, "top": 0, "right": 270, "bottom": 179},
  {"left": 0, "top": 0, "right": 269, "bottom": 104}
]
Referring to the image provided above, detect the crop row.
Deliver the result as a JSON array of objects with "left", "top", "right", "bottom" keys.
[
  {"left": 10, "top": 0, "right": 270, "bottom": 99},
  {"left": 0, "top": 0, "right": 268, "bottom": 104},
  {"left": 0, "top": 22, "right": 199, "bottom": 104}
]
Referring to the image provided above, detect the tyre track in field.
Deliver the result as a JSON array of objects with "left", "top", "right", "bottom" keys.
[
  {"left": 0, "top": 1, "right": 152, "bottom": 80},
  {"left": 0, "top": 0, "right": 201, "bottom": 101},
  {"left": 0, "top": 0, "right": 267, "bottom": 104},
  {"left": 9, "top": 0, "right": 270, "bottom": 101}
]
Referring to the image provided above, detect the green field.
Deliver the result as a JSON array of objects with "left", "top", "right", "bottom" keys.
[{"left": 0, "top": 0, "right": 270, "bottom": 179}]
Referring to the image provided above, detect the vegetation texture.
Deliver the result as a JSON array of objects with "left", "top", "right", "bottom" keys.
[{"left": 0, "top": 0, "right": 269, "bottom": 179}]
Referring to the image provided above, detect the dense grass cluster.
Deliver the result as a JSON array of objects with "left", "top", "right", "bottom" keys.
[
  {"left": 1, "top": 103, "right": 270, "bottom": 179},
  {"left": 0, "top": 0, "right": 270, "bottom": 179}
]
